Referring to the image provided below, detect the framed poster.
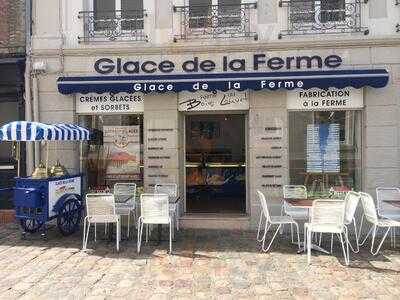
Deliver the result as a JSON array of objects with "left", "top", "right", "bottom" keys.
[{"left": 103, "top": 126, "right": 141, "bottom": 180}]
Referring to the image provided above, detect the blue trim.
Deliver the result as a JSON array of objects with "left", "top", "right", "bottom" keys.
[{"left": 57, "top": 69, "right": 389, "bottom": 94}]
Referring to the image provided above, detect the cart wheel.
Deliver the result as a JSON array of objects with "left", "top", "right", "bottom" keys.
[
  {"left": 57, "top": 196, "right": 82, "bottom": 236},
  {"left": 20, "top": 219, "right": 43, "bottom": 233}
]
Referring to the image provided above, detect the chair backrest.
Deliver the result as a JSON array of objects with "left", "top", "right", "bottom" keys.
[
  {"left": 283, "top": 185, "right": 307, "bottom": 199},
  {"left": 140, "top": 193, "right": 169, "bottom": 222},
  {"left": 257, "top": 190, "right": 270, "bottom": 222},
  {"left": 376, "top": 187, "right": 400, "bottom": 213},
  {"left": 154, "top": 183, "right": 178, "bottom": 198},
  {"left": 113, "top": 182, "right": 136, "bottom": 203},
  {"left": 359, "top": 192, "right": 379, "bottom": 225},
  {"left": 310, "top": 199, "right": 345, "bottom": 227},
  {"left": 330, "top": 186, "right": 351, "bottom": 200},
  {"left": 85, "top": 193, "right": 115, "bottom": 216},
  {"left": 344, "top": 191, "right": 360, "bottom": 224}
]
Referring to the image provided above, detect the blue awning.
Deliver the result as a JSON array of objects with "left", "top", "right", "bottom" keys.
[{"left": 57, "top": 69, "right": 389, "bottom": 94}]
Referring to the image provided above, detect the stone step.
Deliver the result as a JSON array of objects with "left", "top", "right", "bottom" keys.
[{"left": 179, "top": 214, "right": 251, "bottom": 230}]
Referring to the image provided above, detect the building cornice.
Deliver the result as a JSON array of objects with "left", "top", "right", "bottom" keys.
[{"left": 31, "top": 36, "right": 400, "bottom": 57}]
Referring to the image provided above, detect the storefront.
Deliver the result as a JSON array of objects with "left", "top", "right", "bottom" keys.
[{"left": 55, "top": 52, "right": 390, "bottom": 228}]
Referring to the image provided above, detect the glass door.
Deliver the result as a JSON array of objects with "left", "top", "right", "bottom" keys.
[{"left": 185, "top": 114, "right": 246, "bottom": 213}]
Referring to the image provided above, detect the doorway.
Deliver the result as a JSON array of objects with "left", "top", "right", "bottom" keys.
[{"left": 185, "top": 114, "right": 246, "bottom": 213}]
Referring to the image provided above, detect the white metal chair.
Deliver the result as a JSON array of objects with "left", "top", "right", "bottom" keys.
[
  {"left": 359, "top": 192, "right": 400, "bottom": 256},
  {"left": 257, "top": 190, "right": 300, "bottom": 252},
  {"left": 154, "top": 183, "right": 179, "bottom": 232},
  {"left": 282, "top": 185, "right": 309, "bottom": 240},
  {"left": 83, "top": 193, "right": 121, "bottom": 252},
  {"left": 304, "top": 200, "right": 349, "bottom": 265},
  {"left": 137, "top": 193, "right": 172, "bottom": 254},
  {"left": 376, "top": 187, "right": 400, "bottom": 220},
  {"left": 114, "top": 183, "right": 137, "bottom": 238},
  {"left": 343, "top": 191, "right": 361, "bottom": 253}
]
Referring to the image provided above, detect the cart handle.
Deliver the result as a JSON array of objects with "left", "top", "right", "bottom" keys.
[
  {"left": 0, "top": 187, "right": 39, "bottom": 194},
  {"left": 0, "top": 188, "right": 12, "bottom": 193}
]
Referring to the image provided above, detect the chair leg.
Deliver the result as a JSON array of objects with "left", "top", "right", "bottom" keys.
[
  {"left": 371, "top": 226, "right": 391, "bottom": 256},
  {"left": 137, "top": 219, "right": 143, "bottom": 253},
  {"left": 290, "top": 223, "right": 294, "bottom": 243},
  {"left": 146, "top": 224, "right": 149, "bottom": 243},
  {"left": 116, "top": 220, "right": 120, "bottom": 252},
  {"left": 348, "top": 219, "right": 360, "bottom": 253},
  {"left": 307, "top": 229, "right": 312, "bottom": 265},
  {"left": 256, "top": 212, "right": 264, "bottom": 242},
  {"left": 330, "top": 233, "right": 334, "bottom": 254},
  {"left": 359, "top": 224, "right": 374, "bottom": 246},
  {"left": 293, "top": 222, "right": 301, "bottom": 251},
  {"left": 303, "top": 223, "right": 308, "bottom": 253},
  {"left": 176, "top": 208, "right": 180, "bottom": 231},
  {"left": 390, "top": 228, "right": 396, "bottom": 248},
  {"left": 339, "top": 232, "right": 349, "bottom": 266},
  {"left": 104, "top": 223, "right": 108, "bottom": 236},
  {"left": 169, "top": 220, "right": 172, "bottom": 254},
  {"left": 94, "top": 223, "right": 97, "bottom": 242},
  {"left": 262, "top": 224, "right": 281, "bottom": 252},
  {"left": 84, "top": 221, "right": 90, "bottom": 251},
  {"left": 127, "top": 213, "right": 130, "bottom": 238},
  {"left": 82, "top": 218, "right": 87, "bottom": 250}
]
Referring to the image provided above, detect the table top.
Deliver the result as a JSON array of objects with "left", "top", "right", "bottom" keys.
[
  {"left": 284, "top": 198, "right": 342, "bottom": 208},
  {"left": 383, "top": 200, "right": 400, "bottom": 208},
  {"left": 284, "top": 198, "right": 315, "bottom": 208}
]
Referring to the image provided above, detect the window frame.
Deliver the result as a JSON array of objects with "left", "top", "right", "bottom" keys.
[
  {"left": 289, "top": 0, "right": 348, "bottom": 27},
  {"left": 186, "top": 0, "right": 243, "bottom": 31},
  {"left": 90, "top": 0, "right": 145, "bottom": 36}
]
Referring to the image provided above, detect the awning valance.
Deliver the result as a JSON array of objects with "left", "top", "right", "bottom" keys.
[
  {"left": 0, "top": 121, "right": 90, "bottom": 141},
  {"left": 57, "top": 69, "right": 389, "bottom": 95}
]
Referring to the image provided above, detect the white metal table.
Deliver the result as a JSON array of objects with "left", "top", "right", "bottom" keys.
[{"left": 284, "top": 198, "right": 331, "bottom": 254}]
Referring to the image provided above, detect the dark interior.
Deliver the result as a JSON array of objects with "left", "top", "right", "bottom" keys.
[{"left": 185, "top": 114, "right": 246, "bottom": 213}]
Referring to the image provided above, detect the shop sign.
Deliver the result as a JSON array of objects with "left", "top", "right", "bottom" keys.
[
  {"left": 178, "top": 90, "right": 249, "bottom": 111},
  {"left": 76, "top": 92, "right": 144, "bottom": 114},
  {"left": 94, "top": 54, "right": 342, "bottom": 74},
  {"left": 103, "top": 126, "right": 141, "bottom": 180},
  {"left": 287, "top": 88, "right": 363, "bottom": 110},
  {"left": 48, "top": 177, "right": 81, "bottom": 217}
]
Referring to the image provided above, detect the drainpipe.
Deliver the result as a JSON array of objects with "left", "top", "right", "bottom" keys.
[
  {"left": 25, "top": 0, "right": 34, "bottom": 174},
  {"left": 32, "top": 74, "right": 40, "bottom": 167}
]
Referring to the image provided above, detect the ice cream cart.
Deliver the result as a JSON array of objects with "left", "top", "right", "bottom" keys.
[{"left": 0, "top": 121, "right": 90, "bottom": 239}]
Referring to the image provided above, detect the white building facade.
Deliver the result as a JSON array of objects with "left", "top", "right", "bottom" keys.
[{"left": 30, "top": 0, "right": 400, "bottom": 229}]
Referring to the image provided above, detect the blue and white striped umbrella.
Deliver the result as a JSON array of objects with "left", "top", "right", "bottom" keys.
[{"left": 0, "top": 121, "right": 90, "bottom": 141}]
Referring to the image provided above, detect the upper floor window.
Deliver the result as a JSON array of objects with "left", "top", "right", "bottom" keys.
[
  {"left": 173, "top": 0, "right": 257, "bottom": 41},
  {"left": 78, "top": 0, "right": 147, "bottom": 43},
  {"left": 279, "top": 0, "right": 369, "bottom": 38}
]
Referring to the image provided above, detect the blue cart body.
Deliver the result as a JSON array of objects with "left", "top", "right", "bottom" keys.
[{"left": 10, "top": 174, "right": 84, "bottom": 237}]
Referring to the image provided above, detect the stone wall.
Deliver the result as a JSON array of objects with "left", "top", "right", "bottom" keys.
[{"left": 0, "top": 0, "right": 25, "bottom": 56}]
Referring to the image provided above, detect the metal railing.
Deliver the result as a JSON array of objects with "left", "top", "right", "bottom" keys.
[
  {"left": 278, "top": 0, "right": 369, "bottom": 38},
  {"left": 78, "top": 10, "right": 148, "bottom": 43},
  {"left": 173, "top": 3, "right": 257, "bottom": 41}
]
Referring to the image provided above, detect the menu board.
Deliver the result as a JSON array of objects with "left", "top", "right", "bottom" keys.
[
  {"left": 103, "top": 126, "right": 141, "bottom": 180},
  {"left": 306, "top": 124, "right": 340, "bottom": 173}
]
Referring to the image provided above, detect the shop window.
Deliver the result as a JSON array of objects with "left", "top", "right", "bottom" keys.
[
  {"left": 79, "top": 115, "right": 144, "bottom": 191},
  {"left": 289, "top": 111, "right": 362, "bottom": 193}
]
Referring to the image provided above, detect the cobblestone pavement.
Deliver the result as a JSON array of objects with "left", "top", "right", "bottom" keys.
[{"left": 0, "top": 223, "right": 400, "bottom": 299}]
